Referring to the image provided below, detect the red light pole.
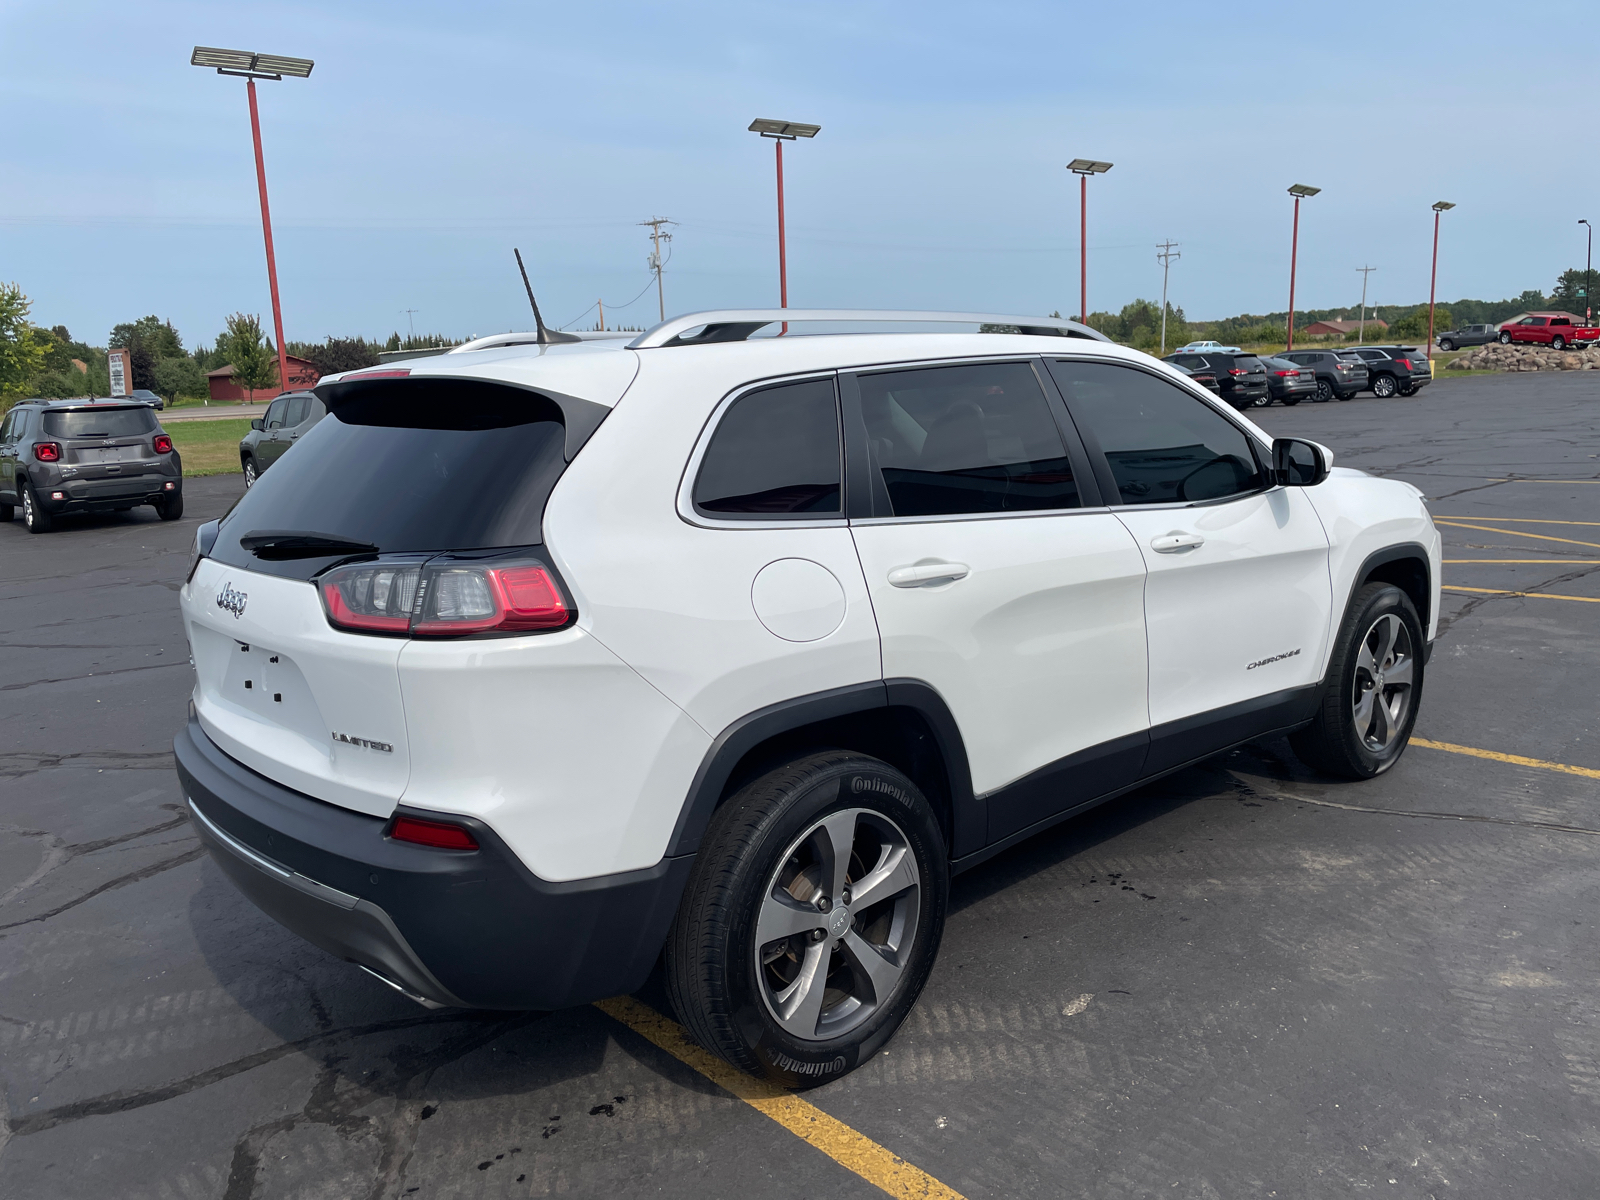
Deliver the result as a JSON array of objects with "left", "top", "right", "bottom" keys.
[
  {"left": 1427, "top": 201, "right": 1456, "bottom": 363},
  {"left": 192, "top": 47, "right": 314, "bottom": 396},
  {"left": 1285, "top": 184, "right": 1320, "bottom": 351},
  {"left": 749, "top": 120, "right": 821, "bottom": 330},
  {"left": 1068, "top": 160, "right": 1113, "bottom": 324}
]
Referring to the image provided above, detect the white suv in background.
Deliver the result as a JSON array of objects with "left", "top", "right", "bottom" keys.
[{"left": 176, "top": 310, "right": 1440, "bottom": 1088}]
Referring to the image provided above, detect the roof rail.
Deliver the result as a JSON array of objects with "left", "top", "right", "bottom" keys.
[
  {"left": 446, "top": 330, "right": 635, "bottom": 355},
  {"left": 627, "top": 309, "right": 1111, "bottom": 350}
]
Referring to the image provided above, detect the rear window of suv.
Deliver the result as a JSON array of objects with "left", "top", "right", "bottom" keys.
[
  {"left": 211, "top": 380, "right": 573, "bottom": 579},
  {"left": 42, "top": 407, "right": 156, "bottom": 438}
]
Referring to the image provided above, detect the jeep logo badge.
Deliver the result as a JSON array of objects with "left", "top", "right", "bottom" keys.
[{"left": 216, "top": 582, "right": 249, "bottom": 619}]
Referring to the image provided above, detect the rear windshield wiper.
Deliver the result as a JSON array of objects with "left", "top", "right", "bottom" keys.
[{"left": 240, "top": 530, "right": 380, "bottom": 560}]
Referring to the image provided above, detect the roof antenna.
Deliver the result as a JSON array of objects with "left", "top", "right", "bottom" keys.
[{"left": 514, "top": 248, "right": 580, "bottom": 344}]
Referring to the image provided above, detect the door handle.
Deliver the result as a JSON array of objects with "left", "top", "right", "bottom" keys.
[
  {"left": 1150, "top": 532, "right": 1205, "bottom": 553},
  {"left": 888, "top": 561, "right": 970, "bottom": 587}
]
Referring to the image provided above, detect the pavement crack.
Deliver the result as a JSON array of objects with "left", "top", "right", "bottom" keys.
[
  {"left": 0, "top": 659, "right": 187, "bottom": 692},
  {"left": 1234, "top": 774, "right": 1600, "bottom": 837},
  {"left": 0, "top": 847, "right": 205, "bottom": 931}
]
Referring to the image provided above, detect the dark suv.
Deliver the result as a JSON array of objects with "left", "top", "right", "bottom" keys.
[
  {"left": 1279, "top": 350, "right": 1369, "bottom": 401},
  {"left": 238, "top": 391, "right": 327, "bottom": 487},
  {"left": 1162, "top": 352, "right": 1269, "bottom": 409},
  {"left": 1346, "top": 347, "right": 1431, "bottom": 398},
  {"left": 0, "top": 400, "right": 183, "bottom": 533}
]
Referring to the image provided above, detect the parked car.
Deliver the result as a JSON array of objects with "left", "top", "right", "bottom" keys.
[
  {"left": 1435, "top": 324, "right": 1497, "bottom": 351},
  {"left": 176, "top": 308, "right": 1440, "bottom": 1089},
  {"left": 239, "top": 391, "right": 327, "bottom": 487},
  {"left": 1162, "top": 351, "right": 1269, "bottom": 409},
  {"left": 1279, "top": 350, "right": 1369, "bottom": 401},
  {"left": 1171, "top": 362, "right": 1221, "bottom": 394},
  {"left": 1497, "top": 314, "right": 1600, "bottom": 350},
  {"left": 1175, "top": 339, "right": 1243, "bottom": 354},
  {"left": 129, "top": 388, "right": 166, "bottom": 410},
  {"left": 0, "top": 398, "right": 183, "bottom": 532},
  {"left": 1257, "top": 356, "right": 1320, "bottom": 407},
  {"left": 1345, "top": 346, "right": 1431, "bottom": 398}
]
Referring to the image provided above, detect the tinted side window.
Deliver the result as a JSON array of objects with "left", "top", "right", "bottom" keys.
[
  {"left": 285, "top": 395, "right": 312, "bottom": 426},
  {"left": 856, "top": 361, "right": 1079, "bottom": 517},
  {"left": 1049, "top": 361, "right": 1266, "bottom": 506},
  {"left": 0, "top": 412, "right": 15, "bottom": 443},
  {"left": 264, "top": 398, "right": 288, "bottom": 429},
  {"left": 693, "top": 378, "right": 841, "bottom": 517}
]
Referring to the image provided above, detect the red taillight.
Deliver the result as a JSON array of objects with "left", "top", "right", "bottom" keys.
[
  {"left": 1272, "top": 370, "right": 1297, "bottom": 377},
  {"left": 389, "top": 816, "right": 479, "bottom": 851},
  {"left": 34, "top": 442, "right": 61, "bottom": 461},
  {"left": 318, "top": 560, "right": 569, "bottom": 636},
  {"left": 1228, "top": 368, "right": 1247, "bottom": 376},
  {"left": 412, "top": 565, "right": 568, "bottom": 635},
  {"left": 153, "top": 434, "right": 173, "bottom": 454}
]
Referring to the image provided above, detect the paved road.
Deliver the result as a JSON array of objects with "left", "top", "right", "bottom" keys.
[
  {"left": 2, "top": 373, "right": 1597, "bottom": 1199},
  {"left": 160, "top": 404, "right": 269, "bottom": 423}
]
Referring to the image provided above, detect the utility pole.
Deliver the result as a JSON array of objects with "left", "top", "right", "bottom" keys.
[
  {"left": 402, "top": 309, "right": 418, "bottom": 342},
  {"left": 1356, "top": 265, "right": 1377, "bottom": 344},
  {"left": 639, "top": 216, "right": 676, "bottom": 323},
  {"left": 1156, "top": 240, "right": 1181, "bottom": 355},
  {"left": 597, "top": 298, "right": 605, "bottom": 332}
]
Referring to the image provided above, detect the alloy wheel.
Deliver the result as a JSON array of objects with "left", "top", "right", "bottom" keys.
[
  {"left": 1351, "top": 612, "right": 1414, "bottom": 753},
  {"left": 1317, "top": 380, "right": 1333, "bottom": 402},
  {"left": 244, "top": 460, "right": 257, "bottom": 488},
  {"left": 755, "top": 807, "right": 921, "bottom": 1042}
]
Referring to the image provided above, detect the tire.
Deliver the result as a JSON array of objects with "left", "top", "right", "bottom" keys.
[
  {"left": 1398, "top": 384, "right": 1415, "bottom": 397},
  {"left": 1282, "top": 396, "right": 1301, "bottom": 407},
  {"left": 1439, "top": 339, "right": 1455, "bottom": 351},
  {"left": 22, "top": 484, "right": 52, "bottom": 533},
  {"left": 1338, "top": 390, "right": 1354, "bottom": 401},
  {"left": 1499, "top": 331, "right": 1512, "bottom": 344},
  {"left": 1291, "top": 582, "right": 1425, "bottom": 780},
  {"left": 243, "top": 457, "right": 259, "bottom": 488},
  {"left": 666, "top": 751, "right": 948, "bottom": 1090},
  {"left": 1255, "top": 394, "right": 1272, "bottom": 408},
  {"left": 1315, "top": 379, "right": 1334, "bottom": 402},
  {"left": 156, "top": 493, "right": 184, "bottom": 521},
  {"left": 1372, "top": 374, "right": 1397, "bottom": 398},
  {"left": 1553, "top": 335, "right": 1566, "bottom": 351}
]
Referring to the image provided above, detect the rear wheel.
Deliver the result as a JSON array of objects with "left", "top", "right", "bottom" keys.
[
  {"left": 1291, "top": 583, "right": 1424, "bottom": 780},
  {"left": 666, "top": 751, "right": 948, "bottom": 1089},
  {"left": 1316, "top": 379, "right": 1334, "bottom": 402},
  {"left": 22, "top": 484, "right": 52, "bottom": 534},
  {"left": 1553, "top": 335, "right": 1567, "bottom": 351},
  {"left": 156, "top": 492, "right": 184, "bottom": 521},
  {"left": 1372, "top": 374, "right": 1398, "bottom": 398}
]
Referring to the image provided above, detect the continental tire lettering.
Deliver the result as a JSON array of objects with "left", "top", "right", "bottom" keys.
[
  {"left": 765, "top": 1049, "right": 847, "bottom": 1077},
  {"left": 850, "top": 776, "right": 908, "bottom": 803},
  {"left": 1246, "top": 647, "right": 1301, "bottom": 671}
]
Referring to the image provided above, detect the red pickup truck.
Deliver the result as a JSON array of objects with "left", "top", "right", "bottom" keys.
[{"left": 1497, "top": 313, "right": 1600, "bottom": 350}]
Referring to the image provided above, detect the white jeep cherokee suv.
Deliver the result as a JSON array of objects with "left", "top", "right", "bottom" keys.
[{"left": 176, "top": 310, "right": 1440, "bottom": 1088}]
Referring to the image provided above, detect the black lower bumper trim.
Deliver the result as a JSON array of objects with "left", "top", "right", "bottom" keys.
[{"left": 174, "top": 717, "right": 694, "bottom": 1010}]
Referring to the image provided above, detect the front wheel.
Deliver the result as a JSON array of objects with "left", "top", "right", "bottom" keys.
[
  {"left": 1291, "top": 582, "right": 1424, "bottom": 779},
  {"left": 1282, "top": 396, "right": 1301, "bottom": 406},
  {"left": 666, "top": 751, "right": 948, "bottom": 1089},
  {"left": 1439, "top": 339, "right": 1455, "bottom": 351},
  {"left": 1499, "top": 331, "right": 1512, "bottom": 344},
  {"left": 243, "top": 457, "right": 258, "bottom": 488},
  {"left": 1254, "top": 394, "right": 1272, "bottom": 408},
  {"left": 1372, "top": 374, "right": 1398, "bottom": 398}
]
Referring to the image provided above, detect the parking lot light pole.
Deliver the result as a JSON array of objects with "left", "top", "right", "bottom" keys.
[
  {"left": 749, "top": 120, "right": 821, "bottom": 329},
  {"left": 1581, "top": 220, "right": 1593, "bottom": 326},
  {"left": 1428, "top": 202, "right": 1455, "bottom": 363},
  {"left": 1285, "top": 184, "right": 1320, "bottom": 351},
  {"left": 1068, "top": 160, "right": 1113, "bottom": 325},
  {"left": 191, "top": 47, "right": 314, "bottom": 396}
]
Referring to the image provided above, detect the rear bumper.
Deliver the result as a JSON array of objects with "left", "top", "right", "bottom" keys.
[
  {"left": 174, "top": 716, "right": 694, "bottom": 1010},
  {"left": 41, "top": 475, "right": 180, "bottom": 512}
]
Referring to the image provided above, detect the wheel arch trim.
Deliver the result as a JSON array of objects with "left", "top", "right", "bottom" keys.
[{"left": 1347, "top": 540, "right": 1433, "bottom": 639}]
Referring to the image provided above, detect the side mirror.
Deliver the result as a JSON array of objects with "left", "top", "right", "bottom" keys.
[
  {"left": 250, "top": 418, "right": 264, "bottom": 431},
  {"left": 1272, "top": 437, "right": 1331, "bottom": 487}
]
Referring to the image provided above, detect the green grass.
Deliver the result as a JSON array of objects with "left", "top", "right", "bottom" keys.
[{"left": 167, "top": 419, "right": 250, "bottom": 476}]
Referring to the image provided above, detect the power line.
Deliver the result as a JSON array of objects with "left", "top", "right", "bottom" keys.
[{"left": 1156, "top": 240, "right": 1181, "bottom": 354}]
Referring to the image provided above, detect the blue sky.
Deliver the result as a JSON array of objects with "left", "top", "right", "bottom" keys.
[{"left": 2, "top": 1, "right": 1593, "bottom": 349}]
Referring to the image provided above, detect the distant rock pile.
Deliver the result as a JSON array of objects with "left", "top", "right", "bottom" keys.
[{"left": 1447, "top": 343, "right": 1600, "bottom": 371}]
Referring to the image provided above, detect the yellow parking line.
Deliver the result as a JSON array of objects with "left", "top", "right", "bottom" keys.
[
  {"left": 1437, "top": 516, "right": 1600, "bottom": 527},
  {"left": 1442, "top": 584, "right": 1600, "bottom": 603},
  {"left": 1445, "top": 559, "right": 1600, "bottom": 564},
  {"left": 1412, "top": 738, "right": 1600, "bottom": 781},
  {"left": 595, "top": 996, "right": 966, "bottom": 1200},
  {"left": 1432, "top": 520, "right": 1600, "bottom": 550}
]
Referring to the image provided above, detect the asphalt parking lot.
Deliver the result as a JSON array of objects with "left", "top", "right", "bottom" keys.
[{"left": 2, "top": 370, "right": 1597, "bottom": 1200}]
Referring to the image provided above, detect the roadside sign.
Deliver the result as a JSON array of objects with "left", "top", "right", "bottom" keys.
[{"left": 107, "top": 348, "right": 131, "bottom": 397}]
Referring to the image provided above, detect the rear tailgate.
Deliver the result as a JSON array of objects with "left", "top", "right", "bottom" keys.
[{"left": 184, "top": 558, "right": 411, "bottom": 816}]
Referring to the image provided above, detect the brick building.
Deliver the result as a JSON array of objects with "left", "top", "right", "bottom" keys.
[{"left": 206, "top": 354, "right": 321, "bottom": 402}]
